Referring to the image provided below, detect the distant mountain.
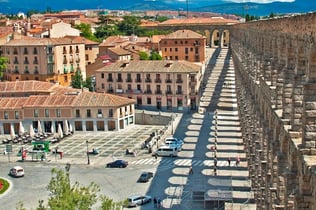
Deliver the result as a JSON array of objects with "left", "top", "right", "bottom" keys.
[
  {"left": 0, "top": 0, "right": 315, "bottom": 16},
  {"left": 194, "top": 0, "right": 316, "bottom": 17}
]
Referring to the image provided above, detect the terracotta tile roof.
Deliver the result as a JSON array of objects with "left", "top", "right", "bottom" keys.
[
  {"left": 0, "top": 80, "right": 57, "bottom": 94},
  {"left": 96, "top": 60, "right": 201, "bottom": 74},
  {"left": 3, "top": 36, "right": 85, "bottom": 46},
  {"left": 151, "top": 35, "right": 166, "bottom": 43},
  {"left": 0, "top": 97, "right": 29, "bottom": 110},
  {"left": 159, "top": 17, "right": 239, "bottom": 25},
  {"left": 74, "top": 92, "right": 135, "bottom": 107},
  {"left": 162, "top": 29, "right": 205, "bottom": 39},
  {"left": 99, "top": 35, "right": 129, "bottom": 47},
  {"left": 0, "top": 81, "right": 135, "bottom": 109},
  {"left": 108, "top": 47, "right": 131, "bottom": 56},
  {"left": 65, "top": 35, "right": 99, "bottom": 45}
]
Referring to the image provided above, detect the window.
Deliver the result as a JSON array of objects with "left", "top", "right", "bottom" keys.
[
  {"left": 170, "top": 48, "right": 172, "bottom": 52},
  {"left": 109, "top": 109, "right": 113, "bottom": 117},
  {"left": 101, "top": 73, "right": 104, "bottom": 79},
  {"left": 23, "top": 48, "right": 28, "bottom": 54},
  {"left": 45, "top": 109, "right": 49, "bottom": 117},
  {"left": 4, "top": 111, "right": 8, "bottom": 119},
  {"left": 175, "top": 56, "right": 178, "bottom": 60},
  {"left": 34, "top": 109, "right": 39, "bottom": 117},
  {"left": 75, "top": 109, "right": 80, "bottom": 118},
  {"left": 56, "top": 109, "right": 61, "bottom": 117},
  {"left": 147, "top": 97, "right": 151, "bottom": 104},
  {"left": 15, "top": 111, "right": 19, "bottom": 119},
  {"left": 175, "top": 41, "right": 177, "bottom": 44},
  {"left": 33, "top": 56, "right": 38, "bottom": 64},
  {"left": 87, "top": 109, "right": 91, "bottom": 118},
  {"left": 185, "top": 56, "right": 189, "bottom": 60},
  {"left": 185, "top": 48, "right": 188, "bottom": 54},
  {"left": 127, "top": 73, "right": 132, "bottom": 82},
  {"left": 175, "top": 48, "right": 178, "bottom": 52},
  {"left": 24, "top": 57, "right": 29, "bottom": 64},
  {"left": 164, "top": 48, "right": 167, "bottom": 52},
  {"left": 117, "top": 73, "right": 122, "bottom": 82},
  {"left": 33, "top": 47, "right": 37, "bottom": 54},
  {"left": 69, "top": 46, "right": 73, "bottom": 53},
  {"left": 136, "top": 74, "right": 141, "bottom": 82},
  {"left": 177, "top": 85, "right": 182, "bottom": 94},
  {"left": 145, "top": 74, "right": 151, "bottom": 82},
  {"left": 108, "top": 73, "right": 113, "bottom": 82}
]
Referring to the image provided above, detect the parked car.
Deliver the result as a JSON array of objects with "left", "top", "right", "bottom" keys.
[
  {"left": 164, "top": 137, "right": 184, "bottom": 151},
  {"left": 164, "top": 137, "right": 184, "bottom": 146},
  {"left": 9, "top": 166, "right": 24, "bottom": 177},
  {"left": 106, "top": 160, "right": 128, "bottom": 168},
  {"left": 137, "top": 171, "right": 154, "bottom": 183},
  {"left": 126, "top": 195, "right": 152, "bottom": 207},
  {"left": 153, "top": 145, "right": 178, "bottom": 157}
]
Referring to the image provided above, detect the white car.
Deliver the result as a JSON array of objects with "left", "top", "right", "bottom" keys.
[
  {"left": 163, "top": 141, "right": 182, "bottom": 151},
  {"left": 165, "top": 137, "right": 184, "bottom": 148},
  {"left": 126, "top": 195, "right": 152, "bottom": 207},
  {"left": 9, "top": 166, "right": 24, "bottom": 178}
]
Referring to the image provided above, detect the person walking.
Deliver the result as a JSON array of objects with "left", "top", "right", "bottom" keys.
[
  {"left": 153, "top": 197, "right": 157, "bottom": 208},
  {"left": 214, "top": 158, "right": 217, "bottom": 167},
  {"left": 189, "top": 166, "right": 193, "bottom": 175},
  {"left": 236, "top": 156, "right": 240, "bottom": 167},
  {"left": 154, "top": 153, "right": 158, "bottom": 161},
  {"left": 227, "top": 157, "right": 231, "bottom": 166}
]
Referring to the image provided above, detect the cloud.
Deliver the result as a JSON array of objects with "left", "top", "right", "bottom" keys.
[{"left": 223, "top": 0, "right": 295, "bottom": 3}]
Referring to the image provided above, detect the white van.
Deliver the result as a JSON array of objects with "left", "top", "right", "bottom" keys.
[
  {"left": 9, "top": 166, "right": 25, "bottom": 177},
  {"left": 154, "top": 146, "right": 178, "bottom": 157}
]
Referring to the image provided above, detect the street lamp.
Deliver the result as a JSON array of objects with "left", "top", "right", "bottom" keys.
[
  {"left": 171, "top": 114, "right": 175, "bottom": 135},
  {"left": 86, "top": 140, "right": 90, "bottom": 165}
]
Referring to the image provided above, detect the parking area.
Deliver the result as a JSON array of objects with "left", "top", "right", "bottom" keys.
[{"left": 1, "top": 124, "right": 168, "bottom": 163}]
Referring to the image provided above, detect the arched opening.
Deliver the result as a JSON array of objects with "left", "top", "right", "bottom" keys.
[
  {"left": 211, "top": 29, "right": 220, "bottom": 48},
  {"left": 204, "top": 30, "right": 211, "bottom": 47}
]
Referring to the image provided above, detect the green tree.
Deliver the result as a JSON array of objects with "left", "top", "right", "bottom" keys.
[
  {"left": 99, "top": 195, "right": 127, "bottom": 210},
  {"left": 0, "top": 56, "right": 8, "bottom": 81},
  {"left": 149, "top": 51, "right": 162, "bottom": 60},
  {"left": 117, "top": 16, "right": 141, "bottom": 35},
  {"left": 74, "top": 23, "right": 98, "bottom": 42},
  {"left": 139, "top": 51, "right": 149, "bottom": 60},
  {"left": 94, "top": 24, "right": 120, "bottom": 39},
  {"left": 156, "top": 16, "right": 168, "bottom": 22},
  {"left": 46, "top": 168, "right": 99, "bottom": 210},
  {"left": 71, "top": 70, "right": 83, "bottom": 89}
]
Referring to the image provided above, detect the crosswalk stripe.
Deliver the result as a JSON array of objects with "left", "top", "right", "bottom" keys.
[{"left": 130, "top": 158, "right": 238, "bottom": 167}]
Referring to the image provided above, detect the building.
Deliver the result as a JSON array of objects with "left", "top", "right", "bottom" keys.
[
  {"left": 159, "top": 29, "right": 206, "bottom": 63},
  {"left": 1, "top": 36, "right": 87, "bottom": 86},
  {"left": 0, "top": 80, "right": 136, "bottom": 134},
  {"left": 94, "top": 60, "right": 202, "bottom": 112}
]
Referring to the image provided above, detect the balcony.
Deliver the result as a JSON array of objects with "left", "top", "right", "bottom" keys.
[
  {"left": 155, "top": 90, "right": 162, "bottom": 94},
  {"left": 116, "top": 89, "right": 124, "bottom": 93},
  {"left": 165, "top": 91, "right": 172, "bottom": 95},
  {"left": 107, "top": 78, "right": 113, "bottom": 82},
  {"left": 14, "top": 60, "right": 19, "bottom": 64},
  {"left": 176, "top": 79, "right": 183, "bottom": 83},
  {"left": 155, "top": 79, "right": 161, "bottom": 83},
  {"left": 144, "top": 90, "right": 152, "bottom": 94},
  {"left": 24, "top": 70, "right": 30, "bottom": 74},
  {"left": 176, "top": 90, "right": 183, "bottom": 95},
  {"left": 107, "top": 88, "right": 114, "bottom": 93},
  {"left": 33, "top": 60, "right": 38, "bottom": 64},
  {"left": 126, "top": 78, "right": 132, "bottom": 83},
  {"left": 24, "top": 60, "right": 29, "bottom": 64},
  {"left": 97, "top": 113, "right": 103, "bottom": 118},
  {"left": 134, "top": 89, "right": 142, "bottom": 94},
  {"left": 135, "top": 78, "right": 142, "bottom": 83},
  {"left": 63, "top": 59, "right": 68, "bottom": 64},
  {"left": 145, "top": 78, "right": 152, "bottom": 83},
  {"left": 76, "top": 58, "right": 80, "bottom": 63},
  {"left": 126, "top": 89, "right": 133, "bottom": 93},
  {"left": 117, "top": 78, "right": 123, "bottom": 82},
  {"left": 165, "top": 79, "right": 172, "bottom": 83}
]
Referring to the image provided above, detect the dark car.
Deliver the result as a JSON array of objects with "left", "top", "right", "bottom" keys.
[
  {"left": 106, "top": 160, "right": 128, "bottom": 168},
  {"left": 137, "top": 171, "right": 154, "bottom": 182}
]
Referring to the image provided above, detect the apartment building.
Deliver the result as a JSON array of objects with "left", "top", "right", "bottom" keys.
[
  {"left": 0, "top": 80, "right": 136, "bottom": 134},
  {"left": 95, "top": 60, "right": 202, "bottom": 112},
  {"left": 159, "top": 29, "right": 206, "bottom": 63},
  {"left": 1, "top": 36, "right": 87, "bottom": 86}
]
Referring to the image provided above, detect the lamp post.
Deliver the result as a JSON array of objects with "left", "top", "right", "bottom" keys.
[
  {"left": 86, "top": 140, "right": 90, "bottom": 165},
  {"left": 171, "top": 114, "right": 175, "bottom": 135}
]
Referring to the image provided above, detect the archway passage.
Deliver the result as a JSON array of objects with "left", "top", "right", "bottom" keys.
[{"left": 210, "top": 29, "right": 230, "bottom": 48}]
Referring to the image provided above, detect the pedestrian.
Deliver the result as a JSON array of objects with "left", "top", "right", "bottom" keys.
[
  {"left": 227, "top": 157, "right": 231, "bottom": 166},
  {"left": 236, "top": 156, "right": 240, "bottom": 167},
  {"left": 154, "top": 153, "right": 158, "bottom": 161},
  {"left": 157, "top": 198, "right": 161, "bottom": 208},
  {"left": 189, "top": 166, "right": 193, "bottom": 175},
  {"left": 214, "top": 158, "right": 217, "bottom": 167},
  {"left": 153, "top": 197, "right": 157, "bottom": 208},
  {"left": 214, "top": 166, "right": 217, "bottom": 176}
]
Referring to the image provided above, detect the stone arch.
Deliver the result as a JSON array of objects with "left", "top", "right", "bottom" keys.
[
  {"left": 204, "top": 30, "right": 211, "bottom": 47},
  {"left": 211, "top": 29, "right": 220, "bottom": 47}
]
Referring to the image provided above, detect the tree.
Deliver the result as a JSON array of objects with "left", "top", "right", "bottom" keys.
[
  {"left": 16, "top": 168, "right": 124, "bottom": 210},
  {"left": 149, "top": 51, "right": 162, "bottom": 60},
  {"left": 46, "top": 168, "right": 99, "bottom": 210},
  {"left": 74, "top": 23, "right": 99, "bottom": 42},
  {"left": 139, "top": 51, "right": 149, "bottom": 60},
  {"left": 117, "top": 16, "right": 141, "bottom": 35},
  {"left": 0, "top": 56, "right": 8, "bottom": 81},
  {"left": 71, "top": 70, "right": 83, "bottom": 89}
]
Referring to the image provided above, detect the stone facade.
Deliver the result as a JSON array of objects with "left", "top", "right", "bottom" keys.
[{"left": 230, "top": 13, "right": 316, "bottom": 210}]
